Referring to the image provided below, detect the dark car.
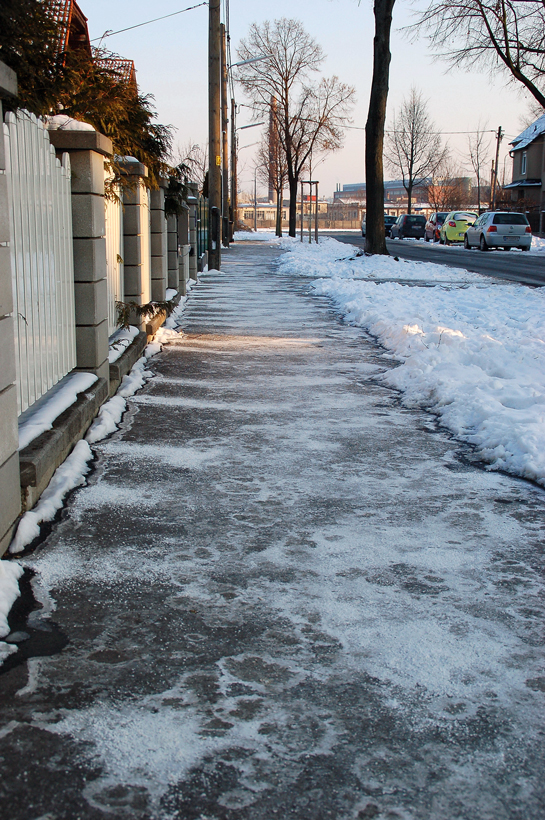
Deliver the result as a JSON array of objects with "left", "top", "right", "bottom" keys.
[
  {"left": 362, "top": 214, "right": 398, "bottom": 237},
  {"left": 390, "top": 214, "right": 427, "bottom": 240},
  {"left": 384, "top": 215, "right": 397, "bottom": 237},
  {"left": 425, "top": 212, "right": 448, "bottom": 242}
]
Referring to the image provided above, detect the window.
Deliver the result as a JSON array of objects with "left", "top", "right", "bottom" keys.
[
  {"left": 521, "top": 151, "right": 527, "bottom": 175},
  {"left": 492, "top": 213, "right": 528, "bottom": 225}
]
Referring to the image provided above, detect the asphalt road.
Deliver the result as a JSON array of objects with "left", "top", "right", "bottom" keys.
[{"left": 323, "top": 231, "right": 545, "bottom": 286}]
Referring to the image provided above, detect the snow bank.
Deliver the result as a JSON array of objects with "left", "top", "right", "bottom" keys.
[
  {"left": 18, "top": 372, "right": 98, "bottom": 450},
  {"left": 10, "top": 439, "right": 94, "bottom": 555},
  {"left": 531, "top": 236, "right": 545, "bottom": 253},
  {"left": 279, "top": 237, "right": 545, "bottom": 485},
  {"left": 233, "top": 231, "right": 277, "bottom": 242},
  {"left": 0, "top": 561, "right": 24, "bottom": 663}
]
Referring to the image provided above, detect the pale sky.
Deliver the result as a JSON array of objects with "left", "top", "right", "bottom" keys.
[{"left": 84, "top": 0, "right": 533, "bottom": 198}]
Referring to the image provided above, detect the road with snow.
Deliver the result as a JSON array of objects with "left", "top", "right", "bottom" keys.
[
  {"left": 324, "top": 231, "right": 545, "bottom": 286},
  {"left": 1, "top": 242, "right": 544, "bottom": 819}
]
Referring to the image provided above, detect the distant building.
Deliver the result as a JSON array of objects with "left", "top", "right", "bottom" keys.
[
  {"left": 505, "top": 113, "right": 545, "bottom": 232},
  {"left": 333, "top": 180, "right": 431, "bottom": 207}
]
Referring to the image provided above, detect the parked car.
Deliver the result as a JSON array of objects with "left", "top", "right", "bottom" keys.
[
  {"left": 425, "top": 212, "right": 448, "bottom": 242},
  {"left": 439, "top": 211, "right": 477, "bottom": 244},
  {"left": 464, "top": 211, "right": 532, "bottom": 251},
  {"left": 390, "top": 214, "right": 427, "bottom": 240},
  {"left": 361, "top": 214, "right": 398, "bottom": 237},
  {"left": 384, "top": 215, "right": 397, "bottom": 237}
]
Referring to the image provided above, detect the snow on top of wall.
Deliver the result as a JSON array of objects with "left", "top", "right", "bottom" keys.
[
  {"left": 46, "top": 115, "right": 96, "bottom": 132},
  {"left": 18, "top": 372, "right": 98, "bottom": 451}
]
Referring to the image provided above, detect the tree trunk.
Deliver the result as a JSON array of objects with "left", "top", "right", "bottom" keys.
[
  {"left": 407, "top": 182, "right": 412, "bottom": 215},
  {"left": 288, "top": 174, "right": 298, "bottom": 237},
  {"left": 365, "top": 0, "right": 396, "bottom": 255}
]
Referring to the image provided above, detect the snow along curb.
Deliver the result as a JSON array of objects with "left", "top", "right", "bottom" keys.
[{"left": 277, "top": 235, "right": 545, "bottom": 487}]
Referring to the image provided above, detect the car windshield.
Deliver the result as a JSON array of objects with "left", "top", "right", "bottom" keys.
[
  {"left": 406, "top": 216, "right": 426, "bottom": 225},
  {"left": 492, "top": 213, "right": 528, "bottom": 225},
  {"left": 453, "top": 212, "right": 477, "bottom": 221}
]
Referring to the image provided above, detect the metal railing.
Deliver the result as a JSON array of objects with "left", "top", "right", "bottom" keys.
[{"left": 4, "top": 111, "right": 76, "bottom": 414}]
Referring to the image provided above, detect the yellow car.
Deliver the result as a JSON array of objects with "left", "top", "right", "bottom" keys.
[{"left": 439, "top": 211, "right": 477, "bottom": 245}]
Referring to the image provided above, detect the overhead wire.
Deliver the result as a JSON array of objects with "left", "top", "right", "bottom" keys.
[{"left": 90, "top": 2, "right": 208, "bottom": 42}]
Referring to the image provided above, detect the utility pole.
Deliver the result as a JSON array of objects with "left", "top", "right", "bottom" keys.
[
  {"left": 491, "top": 126, "right": 503, "bottom": 210},
  {"left": 230, "top": 98, "right": 237, "bottom": 241},
  {"left": 220, "top": 23, "right": 229, "bottom": 247},
  {"left": 208, "top": 0, "right": 221, "bottom": 270}
]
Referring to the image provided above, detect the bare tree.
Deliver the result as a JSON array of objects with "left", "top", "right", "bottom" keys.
[
  {"left": 256, "top": 108, "right": 288, "bottom": 236},
  {"left": 412, "top": 0, "right": 545, "bottom": 108},
  {"left": 386, "top": 88, "right": 447, "bottom": 213},
  {"left": 177, "top": 141, "right": 208, "bottom": 193},
  {"left": 236, "top": 19, "right": 355, "bottom": 236},
  {"left": 365, "top": 0, "right": 397, "bottom": 255},
  {"left": 424, "top": 157, "right": 470, "bottom": 211},
  {"left": 467, "top": 122, "right": 490, "bottom": 212}
]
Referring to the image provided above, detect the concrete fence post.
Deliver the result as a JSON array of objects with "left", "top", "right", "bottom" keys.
[
  {"left": 178, "top": 204, "right": 190, "bottom": 295},
  {"left": 119, "top": 160, "right": 151, "bottom": 326},
  {"left": 167, "top": 214, "right": 179, "bottom": 293},
  {"left": 48, "top": 128, "right": 113, "bottom": 383},
  {"left": 187, "top": 183, "right": 198, "bottom": 282},
  {"left": 0, "top": 62, "right": 21, "bottom": 555},
  {"left": 150, "top": 179, "right": 168, "bottom": 302}
]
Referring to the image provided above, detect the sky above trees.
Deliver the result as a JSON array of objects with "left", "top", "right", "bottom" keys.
[{"left": 84, "top": 0, "right": 532, "bottom": 197}]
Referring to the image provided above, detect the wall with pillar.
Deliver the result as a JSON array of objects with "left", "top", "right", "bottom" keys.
[
  {"left": 48, "top": 128, "right": 112, "bottom": 384},
  {"left": 120, "top": 160, "right": 151, "bottom": 317},
  {"left": 0, "top": 62, "right": 21, "bottom": 556},
  {"left": 150, "top": 180, "right": 168, "bottom": 301}
]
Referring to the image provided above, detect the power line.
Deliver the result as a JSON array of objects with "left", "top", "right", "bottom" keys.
[
  {"left": 90, "top": 2, "right": 208, "bottom": 42},
  {"left": 345, "top": 125, "right": 506, "bottom": 135}
]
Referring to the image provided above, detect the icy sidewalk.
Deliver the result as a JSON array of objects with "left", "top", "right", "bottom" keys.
[{"left": 0, "top": 241, "right": 544, "bottom": 819}]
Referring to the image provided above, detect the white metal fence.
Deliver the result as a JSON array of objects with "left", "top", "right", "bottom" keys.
[
  {"left": 4, "top": 111, "right": 76, "bottom": 414},
  {"left": 104, "top": 174, "right": 124, "bottom": 337}
]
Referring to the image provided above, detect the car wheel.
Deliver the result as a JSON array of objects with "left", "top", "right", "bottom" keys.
[
  {"left": 425, "top": 234, "right": 429, "bottom": 242},
  {"left": 439, "top": 236, "right": 445, "bottom": 245},
  {"left": 521, "top": 246, "right": 530, "bottom": 252},
  {"left": 464, "top": 234, "right": 470, "bottom": 249},
  {"left": 445, "top": 237, "right": 451, "bottom": 245},
  {"left": 479, "top": 234, "right": 489, "bottom": 252},
  {"left": 398, "top": 233, "right": 404, "bottom": 240}
]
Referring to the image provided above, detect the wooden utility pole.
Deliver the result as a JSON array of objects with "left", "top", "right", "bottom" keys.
[
  {"left": 230, "top": 98, "right": 237, "bottom": 240},
  {"left": 220, "top": 23, "right": 229, "bottom": 247},
  {"left": 208, "top": 0, "right": 221, "bottom": 269},
  {"left": 491, "top": 126, "right": 503, "bottom": 210}
]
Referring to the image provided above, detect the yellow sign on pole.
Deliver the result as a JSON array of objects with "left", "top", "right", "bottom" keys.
[{"left": 216, "top": 156, "right": 221, "bottom": 166}]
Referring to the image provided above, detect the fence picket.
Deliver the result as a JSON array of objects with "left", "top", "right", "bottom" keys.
[{"left": 4, "top": 111, "right": 76, "bottom": 414}]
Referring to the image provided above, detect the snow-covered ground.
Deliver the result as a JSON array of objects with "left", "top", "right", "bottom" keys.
[{"left": 277, "top": 236, "right": 545, "bottom": 486}]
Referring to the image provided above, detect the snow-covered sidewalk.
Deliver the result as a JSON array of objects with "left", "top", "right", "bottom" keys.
[{"left": 277, "top": 236, "right": 545, "bottom": 486}]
